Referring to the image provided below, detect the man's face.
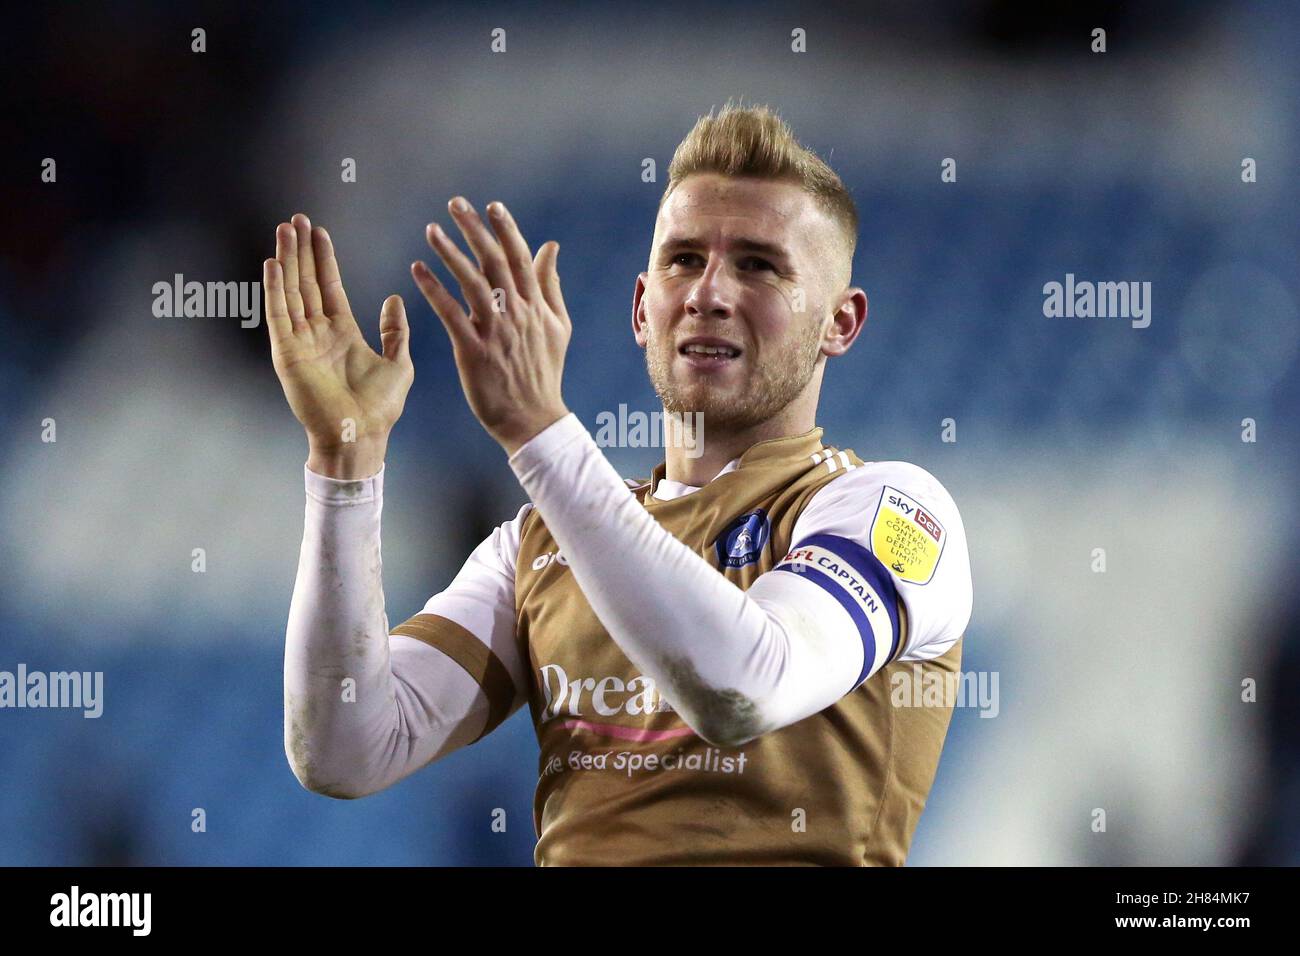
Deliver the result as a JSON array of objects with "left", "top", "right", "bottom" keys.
[{"left": 634, "top": 173, "right": 846, "bottom": 431}]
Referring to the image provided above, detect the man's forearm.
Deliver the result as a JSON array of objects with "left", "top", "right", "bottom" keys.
[
  {"left": 284, "top": 463, "right": 482, "bottom": 796},
  {"left": 508, "top": 415, "right": 856, "bottom": 746}
]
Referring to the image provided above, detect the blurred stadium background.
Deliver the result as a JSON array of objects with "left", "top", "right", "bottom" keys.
[{"left": 1, "top": 0, "right": 1297, "bottom": 864}]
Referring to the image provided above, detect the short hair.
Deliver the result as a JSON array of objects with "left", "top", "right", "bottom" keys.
[{"left": 659, "top": 101, "right": 859, "bottom": 269}]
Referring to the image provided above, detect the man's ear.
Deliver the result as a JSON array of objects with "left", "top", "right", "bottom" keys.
[
  {"left": 632, "top": 272, "right": 649, "bottom": 348},
  {"left": 822, "top": 287, "right": 868, "bottom": 358}
]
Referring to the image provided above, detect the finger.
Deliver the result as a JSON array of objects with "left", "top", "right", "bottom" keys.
[
  {"left": 276, "top": 222, "right": 306, "bottom": 323},
  {"left": 424, "top": 221, "right": 500, "bottom": 322},
  {"left": 446, "top": 197, "right": 518, "bottom": 304},
  {"left": 411, "top": 260, "right": 476, "bottom": 349},
  {"left": 486, "top": 201, "right": 542, "bottom": 303},
  {"left": 533, "top": 241, "right": 567, "bottom": 326},
  {"left": 263, "top": 258, "right": 295, "bottom": 342},
  {"left": 312, "top": 225, "right": 352, "bottom": 319},
  {"left": 378, "top": 294, "right": 411, "bottom": 365},
  {"left": 292, "top": 213, "right": 324, "bottom": 318}
]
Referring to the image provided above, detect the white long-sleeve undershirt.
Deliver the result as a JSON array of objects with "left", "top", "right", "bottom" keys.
[{"left": 282, "top": 465, "right": 492, "bottom": 798}]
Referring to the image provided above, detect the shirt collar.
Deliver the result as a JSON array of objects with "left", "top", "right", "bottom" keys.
[
  {"left": 644, "top": 425, "right": 826, "bottom": 501},
  {"left": 651, "top": 458, "right": 740, "bottom": 501}
]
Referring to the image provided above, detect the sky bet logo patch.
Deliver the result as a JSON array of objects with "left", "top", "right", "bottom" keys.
[
  {"left": 715, "top": 510, "right": 770, "bottom": 569},
  {"left": 869, "top": 487, "right": 946, "bottom": 585}
]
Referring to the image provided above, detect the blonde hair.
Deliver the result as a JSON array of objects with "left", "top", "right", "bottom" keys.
[{"left": 660, "top": 101, "right": 859, "bottom": 266}]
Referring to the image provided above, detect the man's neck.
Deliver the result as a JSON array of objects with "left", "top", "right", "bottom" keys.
[{"left": 664, "top": 402, "right": 816, "bottom": 486}]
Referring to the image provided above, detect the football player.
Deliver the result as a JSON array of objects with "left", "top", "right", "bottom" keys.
[{"left": 269, "top": 103, "right": 972, "bottom": 865}]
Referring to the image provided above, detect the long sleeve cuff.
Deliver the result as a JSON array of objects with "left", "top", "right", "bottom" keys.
[
  {"left": 304, "top": 461, "right": 385, "bottom": 505},
  {"left": 507, "top": 414, "right": 590, "bottom": 480}
]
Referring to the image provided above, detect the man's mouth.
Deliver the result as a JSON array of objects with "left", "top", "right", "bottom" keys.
[{"left": 678, "top": 339, "right": 742, "bottom": 368}]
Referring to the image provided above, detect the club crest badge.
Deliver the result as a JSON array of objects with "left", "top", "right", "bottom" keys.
[{"left": 715, "top": 510, "right": 770, "bottom": 569}]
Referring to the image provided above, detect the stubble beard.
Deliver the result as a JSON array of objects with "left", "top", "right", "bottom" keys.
[{"left": 643, "top": 316, "right": 824, "bottom": 432}]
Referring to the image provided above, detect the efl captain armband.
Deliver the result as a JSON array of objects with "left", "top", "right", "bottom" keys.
[{"left": 773, "top": 534, "right": 902, "bottom": 686}]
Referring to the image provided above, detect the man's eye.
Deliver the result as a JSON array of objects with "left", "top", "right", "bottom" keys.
[
  {"left": 671, "top": 253, "right": 700, "bottom": 266},
  {"left": 740, "top": 257, "right": 774, "bottom": 271}
]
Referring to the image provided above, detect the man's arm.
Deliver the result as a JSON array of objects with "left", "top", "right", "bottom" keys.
[
  {"left": 505, "top": 416, "right": 850, "bottom": 747},
  {"left": 508, "top": 417, "right": 973, "bottom": 748},
  {"left": 264, "top": 212, "right": 528, "bottom": 796},
  {"left": 284, "top": 462, "right": 530, "bottom": 798}
]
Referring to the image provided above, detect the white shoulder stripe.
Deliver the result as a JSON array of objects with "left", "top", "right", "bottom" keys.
[{"left": 809, "top": 447, "right": 855, "bottom": 474}]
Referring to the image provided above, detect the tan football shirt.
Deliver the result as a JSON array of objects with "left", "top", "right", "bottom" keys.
[{"left": 393, "top": 425, "right": 972, "bottom": 865}]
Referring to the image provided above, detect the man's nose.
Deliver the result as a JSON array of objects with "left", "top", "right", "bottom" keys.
[{"left": 685, "top": 259, "right": 735, "bottom": 319}]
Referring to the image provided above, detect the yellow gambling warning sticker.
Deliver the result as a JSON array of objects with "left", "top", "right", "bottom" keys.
[{"left": 870, "top": 486, "right": 946, "bottom": 585}]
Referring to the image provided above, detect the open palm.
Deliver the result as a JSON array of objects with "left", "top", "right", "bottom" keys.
[{"left": 263, "top": 214, "right": 413, "bottom": 457}]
